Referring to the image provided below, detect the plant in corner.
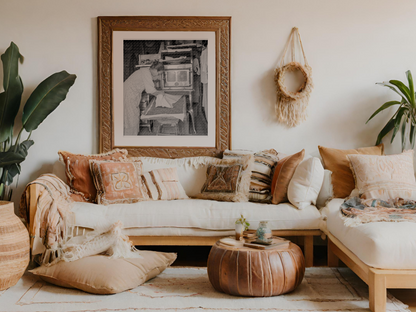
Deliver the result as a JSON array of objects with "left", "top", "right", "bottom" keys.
[
  {"left": 367, "top": 70, "right": 416, "bottom": 151},
  {"left": 0, "top": 42, "right": 76, "bottom": 200}
]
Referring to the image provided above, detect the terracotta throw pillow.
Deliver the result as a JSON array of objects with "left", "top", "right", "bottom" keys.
[
  {"left": 348, "top": 150, "right": 416, "bottom": 200},
  {"left": 271, "top": 150, "right": 305, "bottom": 204},
  {"left": 90, "top": 158, "right": 150, "bottom": 205},
  {"left": 58, "top": 149, "right": 128, "bottom": 202},
  {"left": 29, "top": 251, "right": 177, "bottom": 294},
  {"left": 197, "top": 155, "right": 254, "bottom": 202},
  {"left": 318, "top": 144, "right": 384, "bottom": 198}
]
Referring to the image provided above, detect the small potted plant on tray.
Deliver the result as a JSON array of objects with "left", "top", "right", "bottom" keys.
[{"left": 235, "top": 214, "right": 250, "bottom": 240}]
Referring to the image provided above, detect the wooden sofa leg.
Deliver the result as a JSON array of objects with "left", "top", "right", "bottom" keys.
[
  {"left": 327, "top": 239, "right": 339, "bottom": 267},
  {"left": 304, "top": 235, "right": 313, "bottom": 267},
  {"left": 369, "top": 269, "right": 386, "bottom": 312}
]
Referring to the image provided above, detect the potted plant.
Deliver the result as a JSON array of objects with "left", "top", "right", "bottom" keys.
[
  {"left": 0, "top": 42, "right": 76, "bottom": 290},
  {"left": 367, "top": 70, "right": 416, "bottom": 151},
  {"left": 235, "top": 214, "right": 250, "bottom": 240}
]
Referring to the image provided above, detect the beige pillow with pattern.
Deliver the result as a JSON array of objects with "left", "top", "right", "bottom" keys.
[{"left": 348, "top": 150, "right": 416, "bottom": 200}]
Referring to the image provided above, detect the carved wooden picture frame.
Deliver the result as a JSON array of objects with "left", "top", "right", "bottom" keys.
[{"left": 98, "top": 16, "right": 231, "bottom": 158}]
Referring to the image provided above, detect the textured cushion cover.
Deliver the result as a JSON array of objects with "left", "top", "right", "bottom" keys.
[
  {"left": 288, "top": 157, "right": 324, "bottom": 209},
  {"left": 90, "top": 159, "right": 149, "bottom": 205},
  {"left": 318, "top": 144, "right": 384, "bottom": 198},
  {"left": 29, "top": 251, "right": 177, "bottom": 294},
  {"left": 324, "top": 198, "right": 416, "bottom": 269},
  {"left": 348, "top": 150, "right": 416, "bottom": 200},
  {"left": 223, "top": 149, "right": 281, "bottom": 203},
  {"left": 149, "top": 167, "right": 188, "bottom": 200},
  {"left": 58, "top": 149, "right": 128, "bottom": 202},
  {"left": 197, "top": 155, "right": 254, "bottom": 202},
  {"left": 271, "top": 150, "right": 305, "bottom": 204},
  {"left": 71, "top": 199, "right": 323, "bottom": 231}
]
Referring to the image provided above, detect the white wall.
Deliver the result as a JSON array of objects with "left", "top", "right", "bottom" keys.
[{"left": 1, "top": 0, "right": 416, "bottom": 205}]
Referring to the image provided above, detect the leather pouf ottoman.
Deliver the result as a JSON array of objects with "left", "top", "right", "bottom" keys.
[{"left": 207, "top": 241, "right": 305, "bottom": 297}]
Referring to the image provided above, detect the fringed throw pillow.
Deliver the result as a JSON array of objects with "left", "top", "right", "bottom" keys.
[
  {"left": 196, "top": 155, "right": 254, "bottom": 202},
  {"left": 143, "top": 167, "right": 188, "bottom": 200},
  {"left": 89, "top": 158, "right": 149, "bottom": 205},
  {"left": 58, "top": 149, "right": 128, "bottom": 202}
]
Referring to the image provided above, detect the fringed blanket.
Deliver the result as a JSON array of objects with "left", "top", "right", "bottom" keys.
[
  {"left": 341, "top": 196, "right": 416, "bottom": 227},
  {"left": 20, "top": 174, "right": 141, "bottom": 266}
]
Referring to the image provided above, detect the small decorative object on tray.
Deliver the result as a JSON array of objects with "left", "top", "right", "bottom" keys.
[
  {"left": 244, "top": 237, "right": 289, "bottom": 250},
  {"left": 256, "top": 220, "right": 272, "bottom": 243},
  {"left": 235, "top": 214, "right": 250, "bottom": 241}
]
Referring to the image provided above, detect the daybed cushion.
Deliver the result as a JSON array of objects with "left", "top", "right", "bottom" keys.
[
  {"left": 323, "top": 198, "right": 416, "bottom": 269},
  {"left": 30, "top": 251, "right": 176, "bottom": 294},
  {"left": 71, "top": 199, "right": 322, "bottom": 232}
]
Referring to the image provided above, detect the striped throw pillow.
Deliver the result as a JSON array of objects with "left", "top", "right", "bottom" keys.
[
  {"left": 223, "top": 149, "right": 281, "bottom": 203},
  {"left": 148, "top": 167, "right": 188, "bottom": 200}
]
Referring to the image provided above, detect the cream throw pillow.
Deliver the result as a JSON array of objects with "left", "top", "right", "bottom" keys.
[
  {"left": 287, "top": 157, "right": 324, "bottom": 209},
  {"left": 30, "top": 251, "right": 177, "bottom": 294},
  {"left": 348, "top": 150, "right": 416, "bottom": 200}
]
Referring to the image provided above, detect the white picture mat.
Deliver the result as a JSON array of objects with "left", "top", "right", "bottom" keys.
[{"left": 113, "top": 31, "right": 216, "bottom": 147}]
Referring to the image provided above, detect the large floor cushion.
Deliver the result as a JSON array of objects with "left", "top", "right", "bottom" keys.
[
  {"left": 72, "top": 199, "right": 322, "bottom": 233},
  {"left": 324, "top": 198, "right": 416, "bottom": 269}
]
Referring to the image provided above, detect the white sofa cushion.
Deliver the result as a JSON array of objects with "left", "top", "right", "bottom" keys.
[
  {"left": 72, "top": 199, "right": 322, "bottom": 232},
  {"left": 287, "top": 157, "right": 324, "bottom": 209},
  {"left": 324, "top": 198, "right": 416, "bottom": 269}
]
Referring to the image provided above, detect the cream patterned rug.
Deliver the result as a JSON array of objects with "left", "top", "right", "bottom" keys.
[{"left": 0, "top": 267, "right": 409, "bottom": 312}]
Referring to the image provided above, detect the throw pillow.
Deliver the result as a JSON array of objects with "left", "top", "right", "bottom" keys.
[
  {"left": 149, "top": 167, "right": 188, "bottom": 200},
  {"left": 287, "top": 157, "right": 324, "bottom": 209},
  {"left": 318, "top": 144, "right": 384, "bottom": 198},
  {"left": 271, "top": 149, "right": 305, "bottom": 204},
  {"left": 29, "top": 251, "right": 177, "bottom": 294},
  {"left": 316, "top": 170, "right": 334, "bottom": 208},
  {"left": 89, "top": 159, "right": 149, "bottom": 205},
  {"left": 223, "top": 149, "right": 281, "bottom": 202},
  {"left": 197, "top": 155, "right": 254, "bottom": 202},
  {"left": 348, "top": 150, "right": 416, "bottom": 200},
  {"left": 58, "top": 149, "right": 128, "bottom": 202}
]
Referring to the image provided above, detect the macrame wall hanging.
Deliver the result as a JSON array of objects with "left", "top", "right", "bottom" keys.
[{"left": 275, "top": 27, "right": 313, "bottom": 127}]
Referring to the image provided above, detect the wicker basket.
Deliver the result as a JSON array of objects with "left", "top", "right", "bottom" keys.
[{"left": 0, "top": 201, "right": 30, "bottom": 290}]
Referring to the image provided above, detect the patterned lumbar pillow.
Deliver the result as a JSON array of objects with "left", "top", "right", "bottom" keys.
[
  {"left": 223, "top": 149, "right": 282, "bottom": 203},
  {"left": 58, "top": 149, "right": 128, "bottom": 202},
  {"left": 196, "top": 155, "right": 254, "bottom": 202},
  {"left": 143, "top": 167, "right": 188, "bottom": 200},
  {"left": 348, "top": 150, "right": 416, "bottom": 200},
  {"left": 89, "top": 158, "right": 150, "bottom": 205}
]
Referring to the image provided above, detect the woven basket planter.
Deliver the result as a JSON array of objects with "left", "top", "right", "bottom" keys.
[{"left": 0, "top": 201, "right": 30, "bottom": 290}]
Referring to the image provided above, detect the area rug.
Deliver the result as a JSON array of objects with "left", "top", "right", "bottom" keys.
[{"left": 0, "top": 267, "right": 409, "bottom": 312}]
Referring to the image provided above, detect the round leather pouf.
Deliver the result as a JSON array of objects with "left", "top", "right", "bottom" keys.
[
  {"left": 207, "top": 241, "right": 305, "bottom": 297},
  {"left": 0, "top": 201, "right": 30, "bottom": 291}
]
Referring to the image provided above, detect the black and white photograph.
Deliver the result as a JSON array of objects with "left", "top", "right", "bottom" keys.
[{"left": 123, "top": 40, "right": 209, "bottom": 137}]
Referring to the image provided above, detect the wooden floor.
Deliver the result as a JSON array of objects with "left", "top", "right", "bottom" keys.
[{"left": 138, "top": 245, "right": 416, "bottom": 310}]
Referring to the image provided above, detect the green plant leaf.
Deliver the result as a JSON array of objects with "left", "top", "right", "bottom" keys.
[
  {"left": 401, "top": 118, "right": 407, "bottom": 152},
  {"left": 391, "top": 108, "right": 407, "bottom": 143},
  {"left": 22, "top": 71, "right": 76, "bottom": 132},
  {"left": 0, "top": 42, "right": 24, "bottom": 143},
  {"left": 1, "top": 163, "right": 20, "bottom": 185},
  {"left": 0, "top": 151, "right": 25, "bottom": 167},
  {"left": 366, "top": 101, "right": 401, "bottom": 123},
  {"left": 411, "top": 123, "right": 416, "bottom": 149},
  {"left": 376, "top": 117, "right": 396, "bottom": 145},
  {"left": 377, "top": 82, "right": 406, "bottom": 101},
  {"left": 390, "top": 80, "right": 412, "bottom": 104},
  {"left": 406, "top": 70, "right": 415, "bottom": 108}
]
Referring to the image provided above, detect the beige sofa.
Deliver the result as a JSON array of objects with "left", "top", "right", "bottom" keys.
[{"left": 26, "top": 156, "right": 326, "bottom": 267}]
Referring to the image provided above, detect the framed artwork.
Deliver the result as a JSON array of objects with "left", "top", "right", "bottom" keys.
[{"left": 98, "top": 16, "right": 231, "bottom": 158}]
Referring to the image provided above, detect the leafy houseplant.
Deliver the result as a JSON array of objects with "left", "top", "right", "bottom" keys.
[
  {"left": 367, "top": 70, "right": 416, "bottom": 151},
  {"left": 0, "top": 42, "right": 76, "bottom": 200},
  {"left": 235, "top": 214, "right": 250, "bottom": 231}
]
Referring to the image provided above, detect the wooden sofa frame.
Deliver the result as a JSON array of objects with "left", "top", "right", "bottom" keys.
[
  {"left": 28, "top": 184, "right": 320, "bottom": 267},
  {"left": 327, "top": 231, "right": 416, "bottom": 312}
]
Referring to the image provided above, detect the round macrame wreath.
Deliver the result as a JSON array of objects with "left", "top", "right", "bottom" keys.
[{"left": 275, "top": 28, "right": 313, "bottom": 127}]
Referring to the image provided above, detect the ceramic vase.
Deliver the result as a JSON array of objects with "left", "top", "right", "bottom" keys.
[
  {"left": 0, "top": 201, "right": 30, "bottom": 290},
  {"left": 235, "top": 223, "right": 244, "bottom": 240},
  {"left": 256, "top": 221, "right": 272, "bottom": 242}
]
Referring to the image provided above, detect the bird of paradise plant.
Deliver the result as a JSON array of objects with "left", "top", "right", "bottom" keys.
[{"left": 0, "top": 42, "right": 76, "bottom": 200}]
